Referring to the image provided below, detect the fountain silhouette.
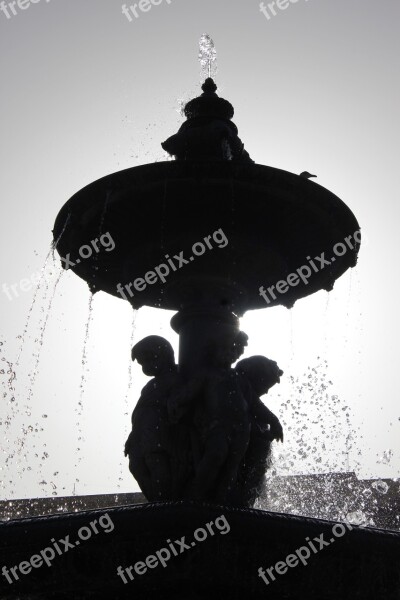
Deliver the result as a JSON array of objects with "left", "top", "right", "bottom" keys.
[
  {"left": 53, "top": 38, "right": 360, "bottom": 507},
  {"left": 3, "top": 37, "right": 399, "bottom": 600}
]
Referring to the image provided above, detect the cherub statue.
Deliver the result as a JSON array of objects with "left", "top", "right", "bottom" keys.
[
  {"left": 124, "top": 335, "right": 189, "bottom": 501},
  {"left": 169, "top": 330, "right": 252, "bottom": 502},
  {"left": 126, "top": 330, "right": 283, "bottom": 507},
  {"left": 234, "top": 356, "right": 284, "bottom": 506}
]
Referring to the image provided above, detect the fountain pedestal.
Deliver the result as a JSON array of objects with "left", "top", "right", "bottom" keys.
[{"left": 171, "top": 307, "right": 240, "bottom": 376}]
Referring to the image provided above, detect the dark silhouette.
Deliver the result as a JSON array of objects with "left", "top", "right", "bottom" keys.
[
  {"left": 162, "top": 78, "right": 253, "bottom": 163},
  {"left": 234, "top": 356, "right": 284, "bottom": 506},
  {"left": 124, "top": 336, "right": 190, "bottom": 501},
  {"left": 17, "top": 35, "right": 392, "bottom": 600},
  {"left": 184, "top": 331, "right": 252, "bottom": 503},
  {"left": 125, "top": 328, "right": 284, "bottom": 506},
  {"left": 53, "top": 76, "right": 361, "bottom": 507}
]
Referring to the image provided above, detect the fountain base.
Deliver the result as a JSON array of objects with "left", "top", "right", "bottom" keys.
[{"left": 1, "top": 502, "right": 399, "bottom": 599}]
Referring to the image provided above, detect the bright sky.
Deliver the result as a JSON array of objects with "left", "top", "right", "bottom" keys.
[{"left": 0, "top": 0, "right": 399, "bottom": 501}]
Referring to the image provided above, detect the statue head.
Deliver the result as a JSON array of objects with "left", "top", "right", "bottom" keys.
[
  {"left": 132, "top": 336, "right": 176, "bottom": 377},
  {"left": 236, "top": 356, "right": 283, "bottom": 396}
]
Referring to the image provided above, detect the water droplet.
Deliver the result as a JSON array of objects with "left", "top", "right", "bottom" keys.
[{"left": 371, "top": 480, "right": 389, "bottom": 494}]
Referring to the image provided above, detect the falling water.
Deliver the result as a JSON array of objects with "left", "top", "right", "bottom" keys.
[
  {"left": 17, "top": 214, "right": 70, "bottom": 367},
  {"left": 2, "top": 218, "right": 71, "bottom": 502},
  {"left": 124, "top": 310, "right": 138, "bottom": 414},
  {"left": 16, "top": 268, "right": 65, "bottom": 497},
  {"left": 0, "top": 341, "right": 18, "bottom": 472},
  {"left": 117, "top": 310, "right": 138, "bottom": 489},
  {"left": 342, "top": 270, "right": 353, "bottom": 352},
  {"left": 26, "top": 269, "right": 65, "bottom": 407},
  {"left": 51, "top": 212, "right": 71, "bottom": 260},
  {"left": 72, "top": 192, "right": 110, "bottom": 479},
  {"left": 316, "top": 292, "right": 331, "bottom": 371},
  {"left": 75, "top": 293, "right": 95, "bottom": 473},
  {"left": 16, "top": 253, "right": 53, "bottom": 368},
  {"left": 254, "top": 354, "right": 398, "bottom": 529},
  {"left": 0, "top": 339, "right": 47, "bottom": 500},
  {"left": 350, "top": 269, "right": 366, "bottom": 478},
  {"left": 90, "top": 192, "right": 111, "bottom": 293}
]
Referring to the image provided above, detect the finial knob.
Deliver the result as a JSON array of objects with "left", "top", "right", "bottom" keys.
[{"left": 202, "top": 78, "right": 218, "bottom": 94}]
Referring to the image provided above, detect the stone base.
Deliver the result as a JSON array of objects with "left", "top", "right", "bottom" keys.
[{"left": 1, "top": 501, "right": 399, "bottom": 599}]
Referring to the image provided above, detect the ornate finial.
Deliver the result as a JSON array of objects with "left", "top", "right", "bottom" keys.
[
  {"left": 202, "top": 78, "right": 218, "bottom": 94},
  {"left": 182, "top": 76, "right": 234, "bottom": 121},
  {"left": 199, "top": 34, "right": 217, "bottom": 80},
  {"left": 161, "top": 39, "right": 253, "bottom": 163}
]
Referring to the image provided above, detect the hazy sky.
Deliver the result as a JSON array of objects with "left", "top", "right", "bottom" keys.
[{"left": 1, "top": 0, "right": 399, "bottom": 501}]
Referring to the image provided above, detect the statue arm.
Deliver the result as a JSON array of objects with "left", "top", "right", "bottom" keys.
[{"left": 249, "top": 392, "right": 284, "bottom": 442}]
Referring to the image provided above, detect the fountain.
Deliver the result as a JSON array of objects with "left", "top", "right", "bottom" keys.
[
  {"left": 1, "top": 37, "right": 399, "bottom": 600},
  {"left": 52, "top": 38, "right": 360, "bottom": 508}
]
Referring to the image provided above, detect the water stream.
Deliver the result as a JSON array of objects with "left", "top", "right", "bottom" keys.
[
  {"left": 199, "top": 34, "right": 217, "bottom": 81},
  {"left": 117, "top": 309, "right": 138, "bottom": 489},
  {"left": 75, "top": 293, "right": 95, "bottom": 473}
]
